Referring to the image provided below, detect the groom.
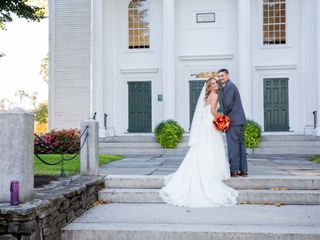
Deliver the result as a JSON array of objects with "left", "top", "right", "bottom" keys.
[{"left": 217, "top": 69, "right": 248, "bottom": 177}]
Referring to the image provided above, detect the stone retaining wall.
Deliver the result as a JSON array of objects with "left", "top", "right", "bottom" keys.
[{"left": 0, "top": 175, "right": 105, "bottom": 240}]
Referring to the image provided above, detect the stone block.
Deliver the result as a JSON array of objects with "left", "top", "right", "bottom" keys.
[
  {"left": 80, "top": 120, "right": 99, "bottom": 176},
  {"left": 66, "top": 211, "right": 75, "bottom": 222},
  {"left": 19, "top": 220, "right": 37, "bottom": 235},
  {"left": 0, "top": 108, "right": 34, "bottom": 203},
  {"left": 10, "top": 214, "right": 35, "bottom": 222},
  {"left": 7, "top": 222, "right": 19, "bottom": 233},
  {"left": 59, "top": 199, "right": 70, "bottom": 211},
  {"left": 0, "top": 234, "right": 18, "bottom": 240}
]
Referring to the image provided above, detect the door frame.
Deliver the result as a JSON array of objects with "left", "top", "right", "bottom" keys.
[
  {"left": 127, "top": 81, "right": 152, "bottom": 133},
  {"left": 263, "top": 78, "right": 289, "bottom": 131}
]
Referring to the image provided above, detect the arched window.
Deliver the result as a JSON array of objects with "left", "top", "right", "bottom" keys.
[
  {"left": 128, "top": 0, "right": 150, "bottom": 49},
  {"left": 263, "top": 0, "right": 286, "bottom": 45}
]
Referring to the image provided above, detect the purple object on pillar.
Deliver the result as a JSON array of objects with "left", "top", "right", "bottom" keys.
[{"left": 10, "top": 180, "right": 19, "bottom": 205}]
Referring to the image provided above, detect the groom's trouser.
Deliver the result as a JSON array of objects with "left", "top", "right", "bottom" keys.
[{"left": 226, "top": 125, "right": 248, "bottom": 173}]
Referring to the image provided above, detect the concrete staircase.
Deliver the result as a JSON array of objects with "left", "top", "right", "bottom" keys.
[
  {"left": 99, "top": 134, "right": 320, "bottom": 156},
  {"left": 99, "top": 135, "right": 189, "bottom": 156},
  {"left": 61, "top": 175, "right": 320, "bottom": 240},
  {"left": 99, "top": 175, "right": 320, "bottom": 205},
  {"left": 251, "top": 135, "right": 320, "bottom": 155}
]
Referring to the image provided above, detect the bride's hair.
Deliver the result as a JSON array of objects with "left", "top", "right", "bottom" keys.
[{"left": 205, "top": 78, "right": 215, "bottom": 100}]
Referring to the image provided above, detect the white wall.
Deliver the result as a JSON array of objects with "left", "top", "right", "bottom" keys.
[
  {"left": 175, "top": 0, "right": 237, "bottom": 130},
  {"left": 51, "top": 0, "right": 318, "bottom": 135},
  {"left": 49, "top": 0, "right": 91, "bottom": 130},
  {"left": 102, "top": 0, "right": 163, "bottom": 135},
  {"left": 251, "top": 0, "right": 312, "bottom": 134}
]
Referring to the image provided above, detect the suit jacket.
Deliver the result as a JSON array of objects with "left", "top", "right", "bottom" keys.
[{"left": 222, "top": 80, "right": 246, "bottom": 126}]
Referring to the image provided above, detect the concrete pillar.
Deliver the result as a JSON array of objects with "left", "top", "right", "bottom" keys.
[
  {"left": 0, "top": 108, "right": 34, "bottom": 203},
  {"left": 91, "top": 0, "right": 106, "bottom": 136},
  {"left": 316, "top": 1, "right": 320, "bottom": 135},
  {"left": 238, "top": 0, "right": 253, "bottom": 119},
  {"left": 103, "top": 0, "right": 116, "bottom": 136},
  {"left": 301, "top": 0, "right": 317, "bottom": 135},
  {"left": 162, "top": 0, "right": 176, "bottom": 119},
  {"left": 80, "top": 119, "right": 99, "bottom": 176}
]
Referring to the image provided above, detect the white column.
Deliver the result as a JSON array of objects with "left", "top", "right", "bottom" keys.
[
  {"left": 104, "top": 0, "right": 115, "bottom": 136},
  {"left": 316, "top": 1, "right": 320, "bottom": 135},
  {"left": 91, "top": 0, "right": 106, "bottom": 136},
  {"left": 302, "top": 0, "right": 317, "bottom": 135},
  {"left": 238, "top": 0, "right": 253, "bottom": 119},
  {"left": 162, "top": 0, "right": 176, "bottom": 119}
]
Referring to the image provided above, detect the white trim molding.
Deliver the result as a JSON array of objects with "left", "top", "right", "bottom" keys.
[
  {"left": 179, "top": 54, "right": 233, "bottom": 61},
  {"left": 120, "top": 68, "right": 159, "bottom": 74},
  {"left": 255, "top": 64, "right": 297, "bottom": 70}
]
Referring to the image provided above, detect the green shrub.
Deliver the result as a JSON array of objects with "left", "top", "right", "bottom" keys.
[
  {"left": 154, "top": 120, "right": 184, "bottom": 148},
  {"left": 154, "top": 120, "right": 166, "bottom": 138},
  {"left": 244, "top": 120, "right": 262, "bottom": 149}
]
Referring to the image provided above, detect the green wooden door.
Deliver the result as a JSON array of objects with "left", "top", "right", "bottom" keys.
[
  {"left": 189, "top": 80, "right": 205, "bottom": 127},
  {"left": 264, "top": 78, "right": 289, "bottom": 131},
  {"left": 128, "top": 82, "right": 152, "bottom": 133}
]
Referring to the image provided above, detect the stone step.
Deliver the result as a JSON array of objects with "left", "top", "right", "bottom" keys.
[
  {"left": 99, "top": 135, "right": 320, "bottom": 143},
  {"left": 249, "top": 147, "right": 320, "bottom": 155},
  {"left": 61, "top": 203, "right": 320, "bottom": 240},
  {"left": 100, "top": 135, "right": 189, "bottom": 143},
  {"left": 100, "top": 141, "right": 320, "bottom": 150},
  {"left": 99, "top": 147, "right": 189, "bottom": 155},
  {"left": 258, "top": 141, "right": 320, "bottom": 147},
  {"left": 261, "top": 135, "right": 320, "bottom": 141},
  {"left": 99, "top": 134, "right": 320, "bottom": 155},
  {"left": 105, "top": 175, "right": 320, "bottom": 190},
  {"left": 99, "top": 142, "right": 189, "bottom": 148},
  {"left": 100, "top": 147, "right": 317, "bottom": 156},
  {"left": 100, "top": 135, "right": 157, "bottom": 143},
  {"left": 100, "top": 142, "right": 162, "bottom": 148},
  {"left": 99, "top": 188, "right": 320, "bottom": 205},
  {"left": 62, "top": 222, "right": 320, "bottom": 240}
]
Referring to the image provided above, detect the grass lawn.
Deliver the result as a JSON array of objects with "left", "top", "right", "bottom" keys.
[
  {"left": 309, "top": 155, "right": 320, "bottom": 163},
  {"left": 34, "top": 154, "right": 122, "bottom": 176}
]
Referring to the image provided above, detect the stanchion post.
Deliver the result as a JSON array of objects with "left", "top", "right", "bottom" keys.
[
  {"left": 0, "top": 108, "right": 34, "bottom": 203},
  {"left": 80, "top": 119, "right": 99, "bottom": 176}
]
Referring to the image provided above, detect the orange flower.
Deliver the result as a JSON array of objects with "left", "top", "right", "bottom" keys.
[{"left": 213, "top": 114, "right": 231, "bottom": 132}]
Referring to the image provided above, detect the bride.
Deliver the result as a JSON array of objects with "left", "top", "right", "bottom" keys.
[{"left": 160, "top": 78, "right": 238, "bottom": 208}]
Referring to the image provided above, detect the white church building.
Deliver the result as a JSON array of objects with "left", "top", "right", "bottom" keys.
[{"left": 49, "top": 0, "right": 320, "bottom": 136}]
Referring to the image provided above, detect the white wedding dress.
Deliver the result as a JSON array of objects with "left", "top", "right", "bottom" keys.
[{"left": 159, "top": 86, "right": 238, "bottom": 208}]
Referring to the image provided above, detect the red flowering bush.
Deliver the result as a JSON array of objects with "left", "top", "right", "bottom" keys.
[{"left": 34, "top": 129, "right": 80, "bottom": 154}]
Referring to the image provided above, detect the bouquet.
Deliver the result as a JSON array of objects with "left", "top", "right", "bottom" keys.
[{"left": 213, "top": 114, "right": 230, "bottom": 132}]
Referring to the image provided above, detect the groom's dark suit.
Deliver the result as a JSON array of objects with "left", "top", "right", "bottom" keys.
[{"left": 222, "top": 79, "right": 248, "bottom": 174}]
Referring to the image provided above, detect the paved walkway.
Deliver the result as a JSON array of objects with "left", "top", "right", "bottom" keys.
[{"left": 99, "top": 154, "right": 320, "bottom": 176}]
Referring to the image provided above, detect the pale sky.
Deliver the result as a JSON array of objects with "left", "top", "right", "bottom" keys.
[{"left": 0, "top": 16, "right": 48, "bottom": 109}]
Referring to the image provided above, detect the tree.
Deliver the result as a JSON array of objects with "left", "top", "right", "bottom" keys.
[
  {"left": 0, "top": 0, "right": 46, "bottom": 30},
  {"left": 0, "top": 98, "right": 16, "bottom": 111},
  {"left": 33, "top": 101, "right": 48, "bottom": 124},
  {"left": 40, "top": 53, "right": 48, "bottom": 84},
  {"left": 15, "top": 89, "right": 38, "bottom": 109},
  {"left": 26, "top": 0, "right": 48, "bottom": 17},
  {"left": 0, "top": 0, "right": 47, "bottom": 59}
]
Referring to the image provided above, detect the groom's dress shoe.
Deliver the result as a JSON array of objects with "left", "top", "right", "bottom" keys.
[
  {"left": 239, "top": 172, "right": 248, "bottom": 177},
  {"left": 230, "top": 172, "right": 239, "bottom": 177}
]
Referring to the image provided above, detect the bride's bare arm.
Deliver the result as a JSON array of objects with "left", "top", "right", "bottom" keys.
[{"left": 210, "top": 93, "right": 219, "bottom": 117}]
